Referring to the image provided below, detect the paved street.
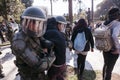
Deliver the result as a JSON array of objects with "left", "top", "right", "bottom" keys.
[
  {"left": 66, "top": 48, "right": 120, "bottom": 75},
  {"left": 0, "top": 45, "right": 120, "bottom": 80}
]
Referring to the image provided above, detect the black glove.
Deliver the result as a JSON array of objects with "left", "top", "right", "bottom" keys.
[
  {"left": 40, "top": 38, "right": 54, "bottom": 48},
  {"left": 38, "top": 52, "right": 56, "bottom": 72}
]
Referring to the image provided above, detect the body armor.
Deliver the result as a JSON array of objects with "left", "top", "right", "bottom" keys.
[
  {"left": 11, "top": 6, "right": 55, "bottom": 80},
  {"left": 11, "top": 31, "right": 55, "bottom": 80}
]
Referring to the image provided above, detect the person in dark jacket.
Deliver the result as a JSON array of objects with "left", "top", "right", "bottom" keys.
[
  {"left": 44, "top": 16, "right": 67, "bottom": 80},
  {"left": 102, "top": 8, "right": 120, "bottom": 80},
  {"left": 71, "top": 18, "right": 94, "bottom": 80}
]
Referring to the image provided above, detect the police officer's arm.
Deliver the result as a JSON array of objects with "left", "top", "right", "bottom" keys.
[
  {"left": 12, "top": 35, "right": 55, "bottom": 72},
  {"left": 40, "top": 37, "right": 54, "bottom": 53},
  {"left": 12, "top": 39, "right": 40, "bottom": 68}
]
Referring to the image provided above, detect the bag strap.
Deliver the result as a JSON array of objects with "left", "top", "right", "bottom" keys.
[{"left": 106, "top": 20, "right": 116, "bottom": 29}]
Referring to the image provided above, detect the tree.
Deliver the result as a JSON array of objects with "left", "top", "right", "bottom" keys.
[
  {"left": 111, "top": 0, "right": 120, "bottom": 8},
  {"left": 68, "top": 0, "right": 73, "bottom": 25},
  {"left": 94, "top": 0, "right": 114, "bottom": 19},
  {"left": 0, "top": 0, "right": 25, "bottom": 21},
  {"left": 47, "top": 0, "right": 74, "bottom": 24},
  {"left": 21, "top": 0, "right": 33, "bottom": 8},
  {"left": 43, "top": 0, "right": 77, "bottom": 24},
  {"left": 50, "top": 0, "right": 53, "bottom": 16},
  {"left": 94, "top": 0, "right": 120, "bottom": 20}
]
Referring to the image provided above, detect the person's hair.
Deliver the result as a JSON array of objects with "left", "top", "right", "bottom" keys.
[
  {"left": 47, "top": 17, "right": 57, "bottom": 26},
  {"left": 108, "top": 7, "right": 120, "bottom": 20},
  {"left": 73, "top": 18, "right": 87, "bottom": 31}
]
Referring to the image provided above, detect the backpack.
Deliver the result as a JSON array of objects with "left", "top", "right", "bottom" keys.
[
  {"left": 74, "top": 31, "right": 87, "bottom": 52},
  {"left": 94, "top": 22, "right": 113, "bottom": 51}
]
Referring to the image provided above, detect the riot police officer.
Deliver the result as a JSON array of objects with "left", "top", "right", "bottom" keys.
[{"left": 11, "top": 6, "right": 55, "bottom": 80}]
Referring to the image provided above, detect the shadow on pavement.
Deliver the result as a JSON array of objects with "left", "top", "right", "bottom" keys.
[
  {"left": 66, "top": 60, "right": 96, "bottom": 80},
  {"left": 82, "top": 70, "right": 96, "bottom": 80},
  {"left": 85, "top": 61, "right": 94, "bottom": 70},
  {"left": 0, "top": 52, "right": 14, "bottom": 64},
  {"left": 14, "top": 75, "right": 20, "bottom": 80},
  {"left": 0, "top": 45, "right": 10, "bottom": 51}
]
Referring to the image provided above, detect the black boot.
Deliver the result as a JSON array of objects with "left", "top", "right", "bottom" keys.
[
  {"left": 0, "top": 73, "right": 4, "bottom": 78},
  {"left": 0, "top": 69, "right": 4, "bottom": 78}
]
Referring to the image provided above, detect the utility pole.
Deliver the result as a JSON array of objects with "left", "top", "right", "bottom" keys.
[
  {"left": 87, "top": 8, "right": 91, "bottom": 26},
  {"left": 68, "top": 0, "right": 73, "bottom": 25},
  {"left": 50, "top": 0, "right": 53, "bottom": 16},
  {"left": 91, "top": 0, "right": 94, "bottom": 22}
]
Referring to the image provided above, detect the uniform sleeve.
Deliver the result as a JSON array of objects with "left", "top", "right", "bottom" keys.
[{"left": 12, "top": 39, "right": 40, "bottom": 67}]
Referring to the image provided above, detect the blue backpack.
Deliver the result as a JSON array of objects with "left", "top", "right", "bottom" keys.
[{"left": 74, "top": 31, "right": 87, "bottom": 52}]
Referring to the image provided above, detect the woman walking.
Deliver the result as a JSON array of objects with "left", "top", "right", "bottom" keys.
[{"left": 71, "top": 18, "right": 94, "bottom": 80}]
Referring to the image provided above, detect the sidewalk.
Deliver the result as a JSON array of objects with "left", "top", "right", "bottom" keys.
[
  {"left": 0, "top": 45, "right": 18, "bottom": 80},
  {"left": 66, "top": 48, "right": 120, "bottom": 75},
  {"left": 0, "top": 45, "right": 120, "bottom": 80}
]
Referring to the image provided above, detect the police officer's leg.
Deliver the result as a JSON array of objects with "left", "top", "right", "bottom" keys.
[
  {"left": 20, "top": 69, "right": 46, "bottom": 80},
  {"left": 56, "top": 64, "right": 66, "bottom": 80},
  {"left": 0, "top": 31, "right": 5, "bottom": 43},
  {"left": 0, "top": 64, "right": 4, "bottom": 78},
  {"left": 19, "top": 70, "right": 31, "bottom": 80}
]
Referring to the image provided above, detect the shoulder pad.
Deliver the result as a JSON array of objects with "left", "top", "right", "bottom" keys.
[
  {"left": 12, "top": 31, "right": 27, "bottom": 41},
  {"left": 12, "top": 32, "right": 27, "bottom": 52}
]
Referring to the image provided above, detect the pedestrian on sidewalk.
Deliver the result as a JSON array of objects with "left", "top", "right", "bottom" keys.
[
  {"left": 65, "top": 22, "right": 72, "bottom": 39},
  {"left": 44, "top": 16, "right": 67, "bottom": 80},
  {"left": 0, "top": 20, "right": 6, "bottom": 43},
  {"left": 11, "top": 6, "right": 55, "bottom": 80},
  {"left": 9, "top": 18, "right": 19, "bottom": 33},
  {"left": 102, "top": 8, "right": 120, "bottom": 80},
  {"left": 71, "top": 18, "right": 94, "bottom": 80}
]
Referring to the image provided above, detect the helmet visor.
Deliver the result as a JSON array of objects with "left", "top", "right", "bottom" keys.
[{"left": 22, "top": 19, "right": 46, "bottom": 37}]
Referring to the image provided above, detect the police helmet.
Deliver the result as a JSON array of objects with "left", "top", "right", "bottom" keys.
[
  {"left": 55, "top": 16, "right": 67, "bottom": 24},
  {"left": 21, "top": 6, "right": 46, "bottom": 37}
]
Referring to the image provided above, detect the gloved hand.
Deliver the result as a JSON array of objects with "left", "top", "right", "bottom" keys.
[{"left": 38, "top": 52, "right": 56, "bottom": 72}]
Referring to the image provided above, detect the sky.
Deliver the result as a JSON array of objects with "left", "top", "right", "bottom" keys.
[{"left": 32, "top": 0, "right": 103, "bottom": 16}]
